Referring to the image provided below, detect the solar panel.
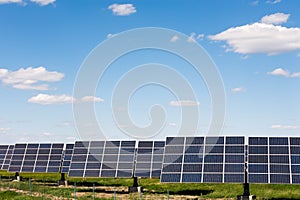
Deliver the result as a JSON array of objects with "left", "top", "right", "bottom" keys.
[
  {"left": 1, "top": 145, "right": 14, "bottom": 170},
  {"left": 8, "top": 143, "right": 64, "bottom": 173},
  {"left": 160, "top": 136, "right": 245, "bottom": 183},
  {"left": 61, "top": 144, "right": 74, "bottom": 173},
  {"left": 248, "top": 137, "right": 292, "bottom": 184},
  {"left": 134, "top": 141, "right": 165, "bottom": 178},
  {"left": 0, "top": 145, "right": 9, "bottom": 170},
  {"left": 68, "top": 141, "right": 136, "bottom": 178}
]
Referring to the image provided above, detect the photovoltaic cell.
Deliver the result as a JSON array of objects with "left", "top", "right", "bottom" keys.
[
  {"left": 160, "top": 136, "right": 245, "bottom": 183},
  {"left": 8, "top": 143, "right": 63, "bottom": 173},
  {"left": 68, "top": 140, "right": 136, "bottom": 178},
  {"left": 135, "top": 141, "right": 165, "bottom": 178}
]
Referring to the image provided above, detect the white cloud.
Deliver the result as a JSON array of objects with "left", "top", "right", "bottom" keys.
[
  {"left": 28, "top": 94, "right": 74, "bottom": 105},
  {"left": 261, "top": 13, "right": 290, "bottom": 25},
  {"left": 169, "top": 122, "right": 177, "bottom": 127},
  {"left": 169, "top": 100, "right": 200, "bottom": 107},
  {"left": 170, "top": 35, "right": 179, "bottom": 42},
  {"left": 271, "top": 125, "right": 300, "bottom": 130},
  {"left": 107, "top": 33, "right": 116, "bottom": 38},
  {"left": 232, "top": 87, "right": 246, "bottom": 93},
  {"left": 266, "top": 0, "right": 281, "bottom": 4},
  {"left": 0, "top": 0, "right": 22, "bottom": 4},
  {"left": 30, "top": 0, "right": 55, "bottom": 6},
  {"left": 108, "top": 4, "right": 136, "bottom": 16},
  {"left": 28, "top": 94, "right": 104, "bottom": 105},
  {"left": 268, "top": 68, "right": 300, "bottom": 78},
  {"left": 209, "top": 14, "right": 300, "bottom": 55},
  {"left": 43, "top": 132, "right": 53, "bottom": 136},
  {"left": 0, "top": 66, "right": 64, "bottom": 90},
  {"left": 81, "top": 96, "right": 104, "bottom": 103}
]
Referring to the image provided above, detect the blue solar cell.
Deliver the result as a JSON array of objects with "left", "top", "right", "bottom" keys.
[
  {"left": 224, "top": 174, "right": 244, "bottom": 183},
  {"left": 183, "top": 164, "right": 202, "bottom": 172},
  {"left": 225, "top": 146, "right": 244, "bottom": 154},
  {"left": 102, "top": 163, "right": 118, "bottom": 169},
  {"left": 161, "top": 174, "right": 181, "bottom": 182},
  {"left": 249, "top": 137, "right": 268, "bottom": 145},
  {"left": 86, "top": 162, "right": 101, "bottom": 169},
  {"left": 270, "top": 155, "right": 289, "bottom": 163},
  {"left": 183, "top": 155, "right": 203, "bottom": 163},
  {"left": 249, "top": 174, "right": 268, "bottom": 183},
  {"left": 291, "top": 165, "right": 300, "bottom": 173},
  {"left": 270, "top": 165, "right": 290, "bottom": 173},
  {"left": 152, "top": 162, "right": 162, "bottom": 169},
  {"left": 121, "top": 141, "right": 135, "bottom": 147},
  {"left": 164, "top": 155, "right": 183, "bottom": 163},
  {"left": 185, "top": 137, "right": 204, "bottom": 145},
  {"left": 269, "top": 146, "right": 289, "bottom": 154},
  {"left": 101, "top": 170, "right": 116, "bottom": 177},
  {"left": 292, "top": 156, "right": 300, "bottom": 164},
  {"left": 162, "top": 164, "right": 182, "bottom": 173},
  {"left": 118, "top": 155, "right": 134, "bottom": 162},
  {"left": 105, "top": 141, "right": 120, "bottom": 148},
  {"left": 249, "top": 164, "right": 268, "bottom": 173},
  {"left": 290, "top": 138, "right": 300, "bottom": 146},
  {"left": 164, "top": 146, "right": 184, "bottom": 154},
  {"left": 182, "top": 173, "right": 202, "bottom": 182},
  {"left": 39, "top": 144, "right": 52, "bottom": 148},
  {"left": 104, "top": 148, "right": 119, "bottom": 154},
  {"left": 27, "top": 144, "right": 39, "bottom": 148},
  {"left": 203, "top": 164, "right": 223, "bottom": 172},
  {"left": 204, "top": 155, "right": 223, "bottom": 163},
  {"left": 90, "top": 141, "right": 104, "bottom": 148},
  {"left": 135, "top": 171, "right": 151, "bottom": 177},
  {"left": 52, "top": 144, "right": 64, "bottom": 148},
  {"left": 70, "top": 163, "right": 86, "bottom": 170},
  {"left": 138, "top": 141, "right": 153, "bottom": 148},
  {"left": 117, "top": 170, "right": 132, "bottom": 177},
  {"left": 205, "top": 137, "right": 224, "bottom": 145},
  {"left": 248, "top": 155, "right": 268, "bottom": 163},
  {"left": 75, "top": 141, "right": 89, "bottom": 148},
  {"left": 73, "top": 148, "right": 88, "bottom": 154},
  {"left": 291, "top": 147, "right": 300, "bottom": 154},
  {"left": 205, "top": 146, "right": 224, "bottom": 154},
  {"left": 154, "top": 141, "right": 165, "bottom": 148},
  {"left": 120, "top": 147, "right": 135, "bottom": 154},
  {"left": 203, "top": 173, "right": 222, "bottom": 183},
  {"left": 118, "top": 163, "right": 133, "bottom": 169},
  {"left": 166, "top": 137, "right": 184, "bottom": 145},
  {"left": 225, "top": 164, "right": 244, "bottom": 173},
  {"left": 103, "top": 155, "right": 118, "bottom": 162},
  {"left": 151, "top": 170, "right": 161, "bottom": 178},
  {"left": 69, "top": 170, "right": 84, "bottom": 177},
  {"left": 137, "top": 155, "right": 152, "bottom": 162},
  {"left": 85, "top": 170, "right": 100, "bottom": 177},
  {"left": 270, "top": 174, "right": 290, "bottom": 184},
  {"left": 292, "top": 175, "right": 300, "bottom": 184},
  {"left": 269, "top": 137, "right": 288, "bottom": 145},
  {"left": 152, "top": 155, "right": 163, "bottom": 162},
  {"left": 225, "top": 155, "right": 244, "bottom": 163},
  {"left": 15, "top": 144, "right": 26, "bottom": 148},
  {"left": 248, "top": 146, "right": 268, "bottom": 154},
  {"left": 226, "top": 137, "right": 244, "bottom": 145},
  {"left": 185, "top": 146, "right": 203, "bottom": 154}
]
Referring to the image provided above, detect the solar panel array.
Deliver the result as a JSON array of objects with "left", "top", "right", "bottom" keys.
[
  {"left": 61, "top": 144, "right": 74, "bottom": 173},
  {"left": 248, "top": 137, "right": 300, "bottom": 184},
  {"left": 68, "top": 141, "right": 136, "bottom": 178},
  {"left": 135, "top": 141, "right": 165, "bottom": 178},
  {"left": 0, "top": 145, "right": 9, "bottom": 170},
  {"left": 160, "top": 136, "right": 245, "bottom": 183},
  {"left": 8, "top": 143, "right": 64, "bottom": 173}
]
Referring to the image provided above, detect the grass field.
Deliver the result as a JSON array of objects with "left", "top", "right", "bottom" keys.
[{"left": 1, "top": 170, "right": 300, "bottom": 199}]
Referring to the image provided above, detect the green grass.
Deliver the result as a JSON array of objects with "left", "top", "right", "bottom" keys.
[{"left": 2, "top": 171, "right": 300, "bottom": 199}]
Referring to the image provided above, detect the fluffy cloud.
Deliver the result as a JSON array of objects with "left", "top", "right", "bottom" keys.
[
  {"left": 209, "top": 13, "right": 300, "bottom": 55},
  {"left": 169, "top": 100, "right": 200, "bottom": 107},
  {"left": 30, "top": 0, "right": 55, "bottom": 6},
  {"left": 0, "top": 128, "right": 10, "bottom": 133},
  {"left": 266, "top": 0, "right": 281, "bottom": 4},
  {"left": 108, "top": 4, "right": 136, "bottom": 16},
  {"left": 231, "top": 87, "right": 246, "bottom": 93},
  {"left": 28, "top": 94, "right": 104, "bottom": 105},
  {"left": 0, "top": 66, "right": 64, "bottom": 90},
  {"left": 0, "top": 0, "right": 22, "bottom": 4},
  {"left": 28, "top": 94, "right": 74, "bottom": 105},
  {"left": 81, "top": 96, "right": 104, "bottom": 103},
  {"left": 261, "top": 13, "right": 290, "bottom": 25},
  {"left": 271, "top": 125, "right": 300, "bottom": 130},
  {"left": 268, "top": 68, "right": 300, "bottom": 78}
]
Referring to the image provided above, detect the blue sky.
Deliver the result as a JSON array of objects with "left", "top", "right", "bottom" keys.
[{"left": 0, "top": 0, "right": 300, "bottom": 144}]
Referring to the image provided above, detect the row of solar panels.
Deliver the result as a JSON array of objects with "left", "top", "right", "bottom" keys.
[{"left": 1, "top": 136, "right": 300, "bottom": 184}]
